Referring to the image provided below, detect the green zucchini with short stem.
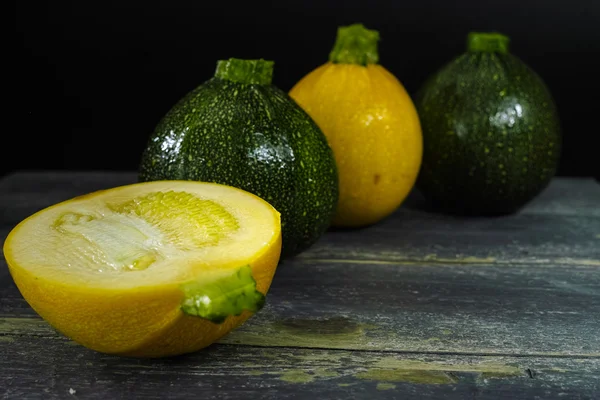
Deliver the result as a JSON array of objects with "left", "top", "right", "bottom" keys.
[
  {"left": 138, "top": 58, "right": 339, "bottom": 258},
  {"left": 415, "top": 32, "right": 561, "bottom": 215}
]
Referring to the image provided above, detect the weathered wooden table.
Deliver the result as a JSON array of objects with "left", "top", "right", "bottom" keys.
[{"left": 1, "top": 171, "right": 599, "bottom": 399}]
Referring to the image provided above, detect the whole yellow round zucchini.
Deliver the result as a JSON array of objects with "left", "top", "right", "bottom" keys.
[{"left": 289, "top": 23, "right": 423, "bottom": 227}]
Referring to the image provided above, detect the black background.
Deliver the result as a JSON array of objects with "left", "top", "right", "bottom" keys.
[{"left": 10, "top": 0, "right": 600, "bottom": 179}]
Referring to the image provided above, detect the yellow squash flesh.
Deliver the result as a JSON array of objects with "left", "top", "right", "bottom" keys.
[{"left": 4, "top": 181, "right": 282, "bottom": 358}]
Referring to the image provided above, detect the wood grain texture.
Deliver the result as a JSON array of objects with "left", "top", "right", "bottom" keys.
[
  {"left": 1, "top": 171, "right": 599, "bottom": 399},
  {"left": 2, "top": 255, "right": 600, "bottom": 356},
  {"left": 1, "top": 172, "right": 598, "bottom": 267},
  {"left": 1, "top": 337, "right": 599, "bottom": 400}
]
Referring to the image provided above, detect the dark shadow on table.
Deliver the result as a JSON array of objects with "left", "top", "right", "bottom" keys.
[
  {"left": 326, "top": 189, "right": 513, "bottom": 236},
  {"left": 399, "top": 189, "right": 527, "bottom": 219}
]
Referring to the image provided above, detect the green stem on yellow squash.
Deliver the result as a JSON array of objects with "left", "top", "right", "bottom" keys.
[{"left": 329, "top": 23, "right": 380, "bottom": 65}]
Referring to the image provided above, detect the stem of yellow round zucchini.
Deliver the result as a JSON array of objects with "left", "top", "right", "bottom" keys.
[{"left": 329, "top": 23, "right": 380, "bottom": 66}]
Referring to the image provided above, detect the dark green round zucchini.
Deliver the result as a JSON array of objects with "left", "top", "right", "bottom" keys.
[
  {"left": 138, "top": 58, "right": 338, "bottom": 258},
  {"left": 415, "top": 32, "right": 561, "bottom": 214}
]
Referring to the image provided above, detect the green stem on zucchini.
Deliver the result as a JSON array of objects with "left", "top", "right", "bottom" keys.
[
  {"left": 467, "top": 32, "right": 510, "bottom": 54},
  {"left": 215, "top": 58, "right": 274, "bottom": 85},
  {"left": 329, "top": 23, "right": 380, "bottom": 65}
]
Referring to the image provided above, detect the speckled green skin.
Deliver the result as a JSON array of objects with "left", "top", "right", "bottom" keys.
[
  {"left": 138, "top": 77, "right": 338, "bottom": 258},
  {"left": 415, "top": 51, "right": 561, "bottom": 215}
]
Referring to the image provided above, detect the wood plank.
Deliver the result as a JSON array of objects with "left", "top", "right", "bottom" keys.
[
  {"left": 511, "top": 177, "right": 600, "bottom": 217},
  {"left": 405, "top": 177, "right": 600, "bottom": 218},
  {"left": 301, "top": 212, "right": 600, "bottom": 267},
  {"left": 2, "top": 171, "right": 599, "bottom": 216},
  {"left": 1, "top": 171, "right": 599, "bottom": 399},
  {"left": 1, "top": 171, "right": 598, "bottom": 216},
  {"left": 0, "top": 171, "right": 136, "bottom": 229},
  {"left": 1, "top": 336, "right": 599, "bottom": 400},
  {"left": 305, "top": 179, "right": 600, "bottom": 267},
  {"left": 1, "top": 172, "right": 598, "bottom": 267},
  {"left": 3, "top": 256, "right": 599, "bottom": 356}
]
